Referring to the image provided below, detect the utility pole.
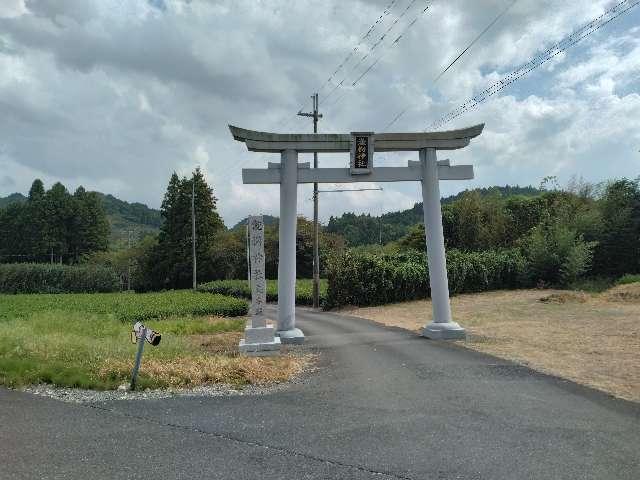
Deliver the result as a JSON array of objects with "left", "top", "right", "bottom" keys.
[
  {"left": 298, "top": 93, "right": 322, "bottom": 308},
  {"left": 192, "top": 173, "right": 197, "bottom": 291},
  {"left": 127, "top": 229, "right": 133, "bottom": 291}
]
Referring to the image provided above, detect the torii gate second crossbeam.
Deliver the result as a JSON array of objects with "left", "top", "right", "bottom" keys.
[{"left": 230, "top": 123, "right": 484, "bottom": 343}]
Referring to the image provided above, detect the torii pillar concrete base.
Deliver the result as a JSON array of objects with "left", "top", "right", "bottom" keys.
[
  {"left": 276, "top": 328, "right": 305, "bottom": 345},
  {"left": 422, "top": 322, "right": 466, "bottom": 340}
]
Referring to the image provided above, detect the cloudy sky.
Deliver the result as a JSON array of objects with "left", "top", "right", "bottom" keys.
[{"left": 1, "top": 0, "right": 639, "bottom": 226}]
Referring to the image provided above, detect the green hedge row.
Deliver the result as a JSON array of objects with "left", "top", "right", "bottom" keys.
[
  {"left": 198, "top": 278, "right": 328, "bottom": 306},
  {"left": 0, "top": 263, "right": 120, "bottom": 294},
  {"left": 324, "top": 249, "right": 529, "bottom": 308},
  {"left": 0, "top": 290, "right": 248, "bottom": 322}
]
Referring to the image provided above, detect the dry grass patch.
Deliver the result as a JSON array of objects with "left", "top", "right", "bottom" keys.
[
  {"left": 341, "top": 287, "right": 640, "bottom": 403},
  {"left": 100, "top": 327, "right": 315, "bottom": 388},
  {"left": 100, "top": 353, "right": 310, "bottom": 388},
  {"left": 603, "top": 283, "right": 640, "bottom": 303},
  {"left": 539, "top": 291, "right": 589, "bottom": 304},
  {"left": 104, "top": 327, "right": 316, "bottom": 388},
  {"left": 194, "top": 331, "right": 244, "bottom": 355}
]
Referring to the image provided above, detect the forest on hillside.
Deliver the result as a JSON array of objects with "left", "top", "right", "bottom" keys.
[
  {"left": 326, "top": 185, "right": 542, "bottom": 246},
  {"left": 0, "top": 180, "right": 110, "bottom": 263},
  {"left": 1, "top": 174, "right": 639, "bottom": 292},
  {"left": 0, "top": 189, "right": 163, "bottom": 250}
]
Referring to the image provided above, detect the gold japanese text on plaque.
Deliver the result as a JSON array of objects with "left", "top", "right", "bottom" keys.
[{"left": 350, "top": 132, "right": 374, "bottom": 175}]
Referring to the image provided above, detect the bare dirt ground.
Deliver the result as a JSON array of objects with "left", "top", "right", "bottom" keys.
[{"left": 340, "top": 286, "right": 640, "bottom": 403}]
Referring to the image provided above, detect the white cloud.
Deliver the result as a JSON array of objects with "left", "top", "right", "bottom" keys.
[
  {"left": 0, "top": 0, "right": 26, "bottom": 18},
  {"left": 0, "top": 0, "right": 639, "bottom": 226}
]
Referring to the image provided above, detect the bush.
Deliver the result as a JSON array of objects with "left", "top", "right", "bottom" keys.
[
  {"left": 0, "top": 263, "right": 120, "bottom": 294},
  {"left": 324, "top": 249, "right": 528, "bottom": 308},
  {"left": 198, "top": 279, "right": 327, "bottom": 306},
  {"left": 522, "top": 221, "right": 595, "bottom": 287},
  {"left": 568, "top": 277, "right": 613, "bottom": 293},
  {"left": 616, "top": 274, "right": 640, "bottom": 285},
  {"left": 446, "top": 249, "right": 529, "bottom": 293}
]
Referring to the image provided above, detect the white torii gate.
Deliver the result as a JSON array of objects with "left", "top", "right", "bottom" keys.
[{"left": 230, "top": 123, "right": 484, "bottom": 343}]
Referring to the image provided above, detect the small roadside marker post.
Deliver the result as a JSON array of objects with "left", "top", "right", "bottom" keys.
[{"left": 130, "top": 321, "right": 161, "bottom": 391}]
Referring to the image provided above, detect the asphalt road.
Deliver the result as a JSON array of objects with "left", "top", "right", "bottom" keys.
[{"left": 1, "top": 306, "right": 639, "bottom": 479}]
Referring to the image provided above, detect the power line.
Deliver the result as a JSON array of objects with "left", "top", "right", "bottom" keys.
[
  {"left": 219, "top": 3, "right": 424, "bottom": 190},
  {"left": 322, "top": 0, "right": 428, "bottom": 108},
  {"left": 321, "top": 0, "right": 430, "bottom": 108},
  {"left": 383, "top": 0, "right": 518, "bottom": 132},
  {"left": 316, "top": 0, "right": 401, "bottom": 100},
  {"left": 433, "top": 0, "right": 640, "bottom": 128},
  {"left": 214, "top": 2, "right": 417, "bottom": 190},
  {"left": 288, "top": 0, "right": 404, "bottom": 121},
  {"left": 435, "top": 0, "right": 519, "bottom": 84},
  {"left": 429, "top": 0, "right": 640, "bottom": 130},
  {"left": 322, "top": 1, "right": 435, "bottom": 115},
  {"left": 238, "top": 2, "right": 405, "bottom": 155},
  {"left": 223, "top": 3, "right": 426, "bottom": 189},
  {"left": 219, "top": 0, "right": 402, "bottom": 188},
  {"left": 320, "top": 0, "right": 414, "bottom": 106}
]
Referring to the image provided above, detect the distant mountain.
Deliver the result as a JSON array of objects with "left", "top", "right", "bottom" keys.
[
  {"left": 231, "top": 214, "right": 279, "bottom": 231},
  {"left": 0, "top": 191, "right": 162, "bottom": 249},
  {"left": 95, "top": 193, "right": 162, "bottom": 248},
  {"left": 441, "top": 185, "right": 541, "bottom": 205},
  {"left": 327, "top": 185, "right": 542, "bottom": 247},
  {"left": 0, "top": 192, "right": 27, "bottom": 208}
]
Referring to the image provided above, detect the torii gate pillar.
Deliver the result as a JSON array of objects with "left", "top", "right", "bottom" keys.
[
  {"left": 277, "top": 149, "right": 304, "bottom": 343},
  {"left": 420, "top": 148, "right": 464, "bottom": 339}
]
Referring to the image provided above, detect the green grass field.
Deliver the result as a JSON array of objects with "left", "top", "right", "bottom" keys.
[
  {"left": 198, "top": 278, "right": 328, "bottom": 305},
  {"left": 0, "top": 311, "right": 246, "bottom": 389},
  {"left": 0, "top": 290, "right": 293, "bottom": 390},
  {"left": 0, "top": 290, "right": 248, "bottom": 322}
]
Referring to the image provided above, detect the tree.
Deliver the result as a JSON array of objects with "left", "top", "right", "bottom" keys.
[
  {"left": 150, "top": 169, "right": 225, "bottom": 289},
  {"left": 70, "top": 186, "right": 110, "bottom": 260},
  {"left": 28, "top": 179, "right": 45, "bottom": 201},
  {"left": 447, "top": 191, "right": 510, "bottom": 251},
  {"left": 0, "top": 202, "right": 27, "bottom": 260},
  {"left": 43, "top": 182, "right": 75, "bottom": 261},
  {"left": 207, "top": 229, "right": 248, "bottom": 280},
  {"left": 398, "top": 223, "right": 426, "bottom": 251},
  {"left": 86, "top": 234, "right": 157, "bottom": 291},
  {"left": 593, "top": 179, "right": 640, "bottom": 276},
  {"left": 522, "top": 218, "right": 595, "bottom": 286},
  {"left": 24, "top": 179, "right": 49, "bottom": 257}
]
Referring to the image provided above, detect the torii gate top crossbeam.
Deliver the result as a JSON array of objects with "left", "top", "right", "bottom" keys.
[{"left": 229, "top": 124, "right": 484, "bottom": 153}]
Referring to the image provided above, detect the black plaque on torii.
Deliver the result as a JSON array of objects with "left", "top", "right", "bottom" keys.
[{"left": 350, "top": 132, "right": 374, "bottom": 175}]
